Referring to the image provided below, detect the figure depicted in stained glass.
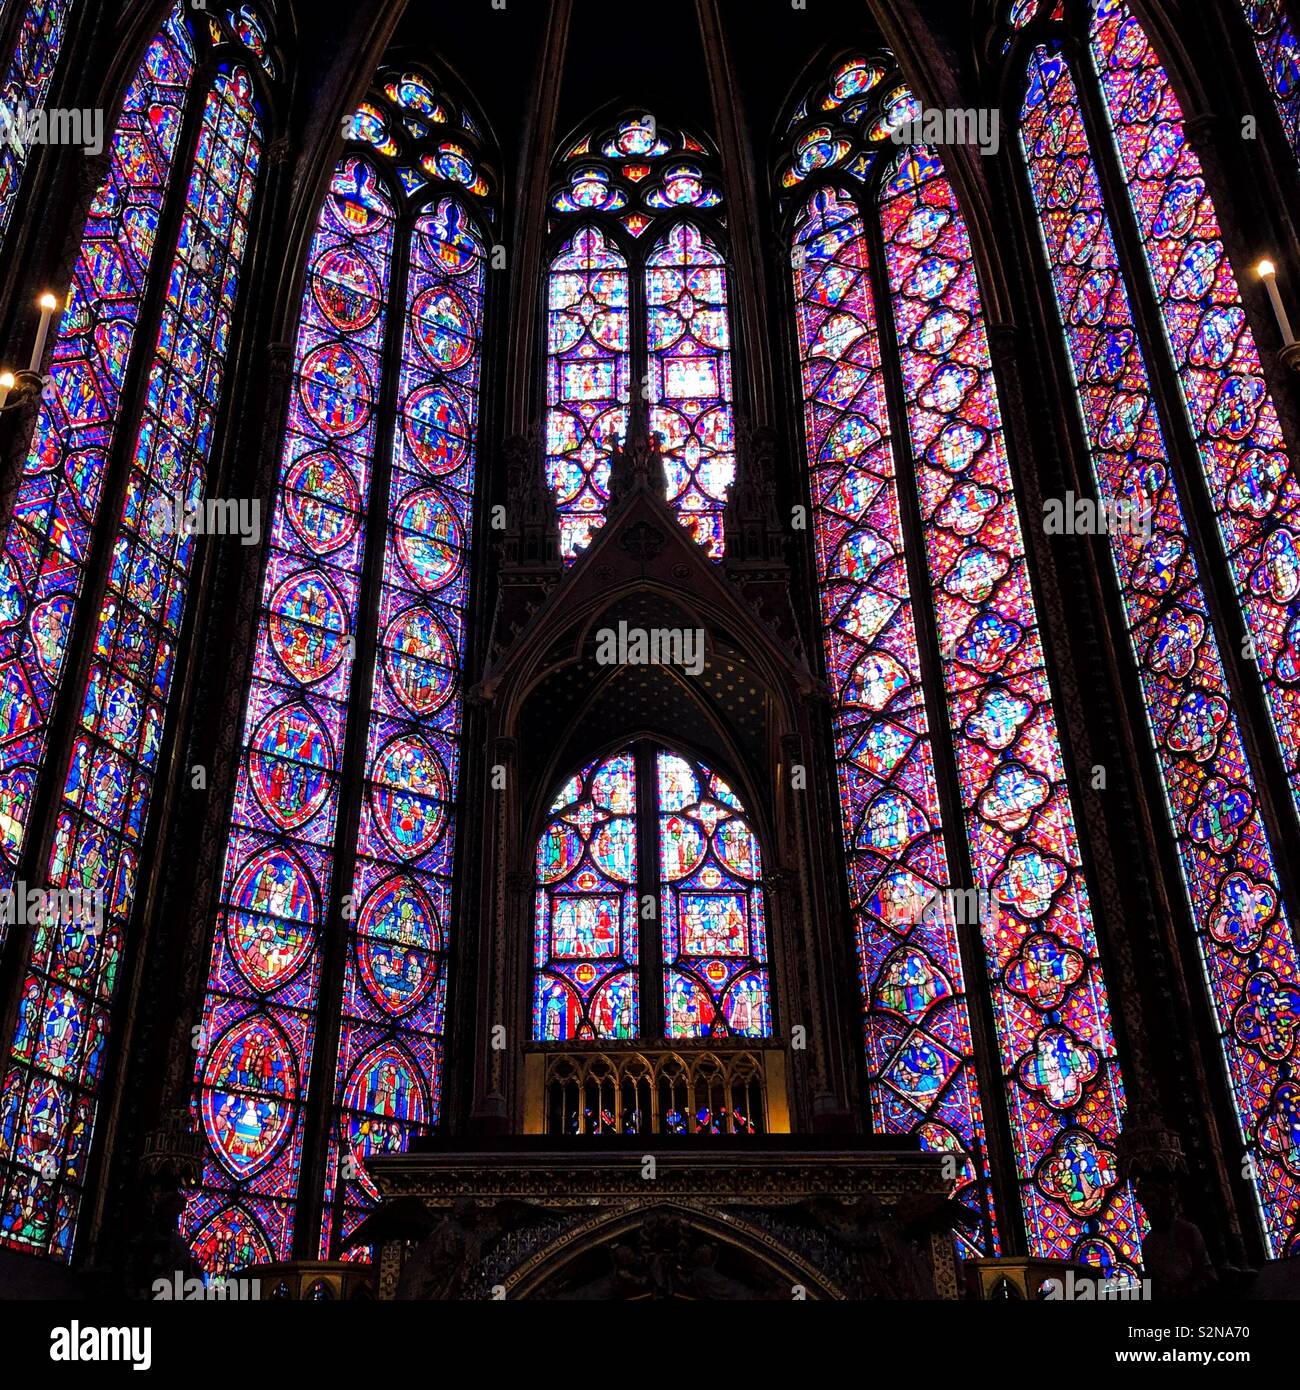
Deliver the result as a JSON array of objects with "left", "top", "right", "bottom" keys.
[
  {"left": 646, "top": 223, "right": 735, "bottom": 557},
  {"left": 533, "top": 752, "right": 640, "bottom": 1041},
  {"left": 786, "top": 72, "right": 996, "bottom": 1256},
  {"left": 657, "top": 752, "right": 769, "bottom": 1038},
  {"left": 0, "top": 0, "right": 74, "bottom": 242},
  {"left": 532, "top": 745, "right": 772, "bottom": 1046},
  {"left": 1238, "top": 0, "right": 1300, "bottom": 157},
  {"left": 1087, "top": 0, "right": 1300, "bottom": 821}
]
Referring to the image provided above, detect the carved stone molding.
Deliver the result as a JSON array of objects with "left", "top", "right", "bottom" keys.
[
  {"left": 618, "top": 520, "right": 667, "bottom": 563},
  {"left": 358, "top": 1140, "right": 961, "bottom": 1300}
]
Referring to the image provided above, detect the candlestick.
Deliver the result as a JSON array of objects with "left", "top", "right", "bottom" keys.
[
  {"left": 1257, "top": 260, "right": 1298, "bottom": 343},
  {"left": 28, "top": 292, "right": 57, "bottom": 373}
]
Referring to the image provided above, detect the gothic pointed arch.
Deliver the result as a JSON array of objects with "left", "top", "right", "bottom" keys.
[
  {"left": 532, "top": 740, "right": 772, "bottom": 1050},
  {"left": 507, "top": 1202, "right": 843, "bottom": 1300},
  {"left": 182, "top": 54, "right": 497, "bottom": 1270},
  {"left": 779, "top": 45, "right": 1145, "bottom": 1271},
  {"left": 472, "top": 416, "right": 829, "bottom": 1137},
  {"left": 545, "top": 109, "right": 736, "bottom": 559}
]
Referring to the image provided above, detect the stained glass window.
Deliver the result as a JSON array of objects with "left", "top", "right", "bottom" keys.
[
  {"left": 182, "top": 154, "right": 394, "bottom": 1272},
  {"left": 0, "top": 6, "right": 194, "bottom": 954},
  {"left": 533, "top": 752, "right": 640, "bottom": 1041},
  {"left": 647, "top": 225, "right": 735, "bottom": 559},
  {"left": 546, "top": 227, "right": 629, "bottom": 558},
  {"left": 0, "top": 0, "right": 75, "bottom": 244},
  {"left": 546, "top": 113, "right": 735, "bottom": 559},
  {"left": 657, "top": 751, "right": 769, "bottom": 1039},
  {"left": 0, "top": 10, "right": 266, "bottom": 1259},
  {"left": 1089, "top": 0, "right": 1300, "bottom": 823},
  {"left": 882, "top": 148, "right": 1139, "bottom": 1268},
  {"left": 1240, "top": 0, "right": 1300, "bottom": 156},
  {"left": 320, "top": 197, "right": 485, "bottom": 1258},
  {"left": 786, "top": 54, "right": 1142, "bottom": 1269},
  {"left": 1018, "top": 12, "right": 1300, "bottom": 1258},
  {"left": 791, "top": 185, "right": 994, "bottom": 1252},
  {"left": 532, "top": 744, "right": 772, "bottom": 1045},
  {"left": 228, "top": 5, "right": 277, "bottom": 79},
  {"left": 184, "top": 65, "right": 493, "bottom": 1271}
]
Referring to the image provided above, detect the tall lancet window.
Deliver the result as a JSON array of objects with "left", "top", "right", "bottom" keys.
[
  {"left": 1009, "top": 0, "right": 1300, "bottom": 1260},
  {"left": 532, "top": 744, "right": 772, "bottom": 1048},
  {"left": 0, "top": 0, "right": 76, "bottom": 244},
  {"left": 546, "top": 112, "right": 735, "bottom": 559},
  {"left": 183, "top": 66, "right": 494, "bottom": 1272},
  {"left": 0, "top": 4, "right": 271, "bottom": 1262},
  {"left": 782, "top": 55, "right": 1141, "bottom": 1271},
  {"left": 1238, "top": 0, "right": 1300, "bottom": 156}
]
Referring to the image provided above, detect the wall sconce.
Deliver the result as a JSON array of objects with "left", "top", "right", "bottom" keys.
[
  {"left": 0, "top": 291, "right": 59, "bottom": 413},
  {"left": 1257, "top": 260, "right": 1300, "bottom": 372}
]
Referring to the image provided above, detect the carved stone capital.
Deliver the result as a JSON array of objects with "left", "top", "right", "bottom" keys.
[
  {"left": 763, "top": 867, "right": 799, "bottom": 900},
  {"left": 265, "top": 340, "right": 295, "bottom": 385},
  {"left": 1116, "top": 1113, "right": 1187, "bottom": 1183},
  {"left": 1181, "top": 112, "right": 1220, "bottom": 155},
  {"left": 985, "top": 321, "right": 1020, "bottom": 364}
]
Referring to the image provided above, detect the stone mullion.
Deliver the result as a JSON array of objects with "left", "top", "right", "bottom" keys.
[
  {"left": 694, "top": 0, "right": 773, "bottom": 424},
  {"left": 501, "top": 0, "right": 571, "bottom": 433}
]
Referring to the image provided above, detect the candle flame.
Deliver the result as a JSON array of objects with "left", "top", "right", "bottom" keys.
[
  {"left": 0, "top": 371, "right": 13, "bottom": 389},
  {"left": 1257, "top": 260, "right": 1278, "bottom": 279}
]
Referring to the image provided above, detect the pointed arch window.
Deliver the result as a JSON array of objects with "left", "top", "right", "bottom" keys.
[
  {"left": 1010, "top": 0, "right": 1300, "bottom": 1260},
  {"left": 0, "top": 0, "right": 76, "bottom": 244},
  {"left": 0, "top": 4, "right": 271, "bottom": 1262},
  {"left": 183, "top": 64, "right": 495, "bottom": 1271},
  {"left": 532, "top": 744, "right": 772, "bottom": 1046},
  {"left": 546, "top": 112, "right": 735, "bottom": 560},
  {"left": 783, "top": 54, "right": 1141, "bottom": 1270}
]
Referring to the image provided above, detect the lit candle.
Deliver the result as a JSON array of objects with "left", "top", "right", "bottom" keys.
[
  {"left": 1257, "top": 260, "right": 1297, "bottom": 347},
  {"left": 28, "top": 292, "right": 57, "bottom": 373},
  {"left": 0, "top": 370, "right": 13, "bottom": 411}
]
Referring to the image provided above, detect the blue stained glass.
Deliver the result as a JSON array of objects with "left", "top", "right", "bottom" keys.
[
  {"left": 183, "top": 156, "right": 394, "bottom": 1269},
  {"left": 531, "top": 746, "right": 772, "bottom": 1047},
  {"left": 1240, "top": 0, "right": 1300, "bottom": 157},
  {"left": 319, "top": 197, "right": 485, "bottom": 1260},
  {"left": 0, "top": 31, "right": 263, "bottom": 1262},
  {"left": 186, "top": 63, "right": 491, "bottom": 1273},
  {"left": 647, "top": 223, "right": 736, "bottom": 559},
  {"left": 1021, "top": 12, "right": 1300, "bottom": 1260},
  {"left": 0, "top": 0, "right": 75, "bottom": 243},
  {"left": 0, "top": 5, "right": 194, "bottom": 955},
  {"left": 545, "top": 113, "right": 735, "bottom": 558}
]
